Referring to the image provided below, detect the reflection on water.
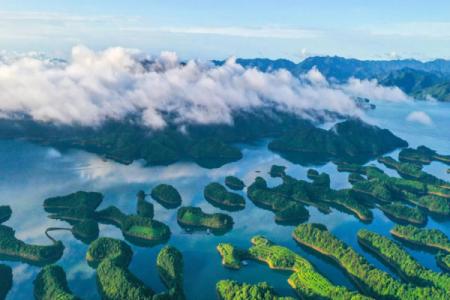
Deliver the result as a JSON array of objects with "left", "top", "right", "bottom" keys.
[{"left": 0, "top": 101, "right": 449, "bottom": 299}]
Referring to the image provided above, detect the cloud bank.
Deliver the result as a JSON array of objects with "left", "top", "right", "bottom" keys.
[
  {"left": 0, "top": 46, "right": 407, "bottom": 129},
  {"left": 406, "top": 111, "right": 433, "bottom": 125}
]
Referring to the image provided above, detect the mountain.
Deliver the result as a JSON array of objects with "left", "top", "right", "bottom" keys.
[
  {"left": 216, "top": 56, "right": 450, "bottom": 82},
  {"left": 380, "top": 68, "right": 450, "bottom": 101}
]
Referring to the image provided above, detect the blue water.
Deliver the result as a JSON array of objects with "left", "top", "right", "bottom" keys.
[{"left": 0, "top": 100, "right": 449, "bottom": 299}]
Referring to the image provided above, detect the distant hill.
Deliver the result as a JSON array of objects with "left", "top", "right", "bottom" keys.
[
  {"left": 214, "top": 56, "right": 450, "bottom": 101},
  {"left": 216, "top": 56, "right": 450, "bottom": 81}
]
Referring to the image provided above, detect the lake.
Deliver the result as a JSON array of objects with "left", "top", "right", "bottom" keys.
[{"left": 1, "top": 99, "right": 449, "bottom": 299}]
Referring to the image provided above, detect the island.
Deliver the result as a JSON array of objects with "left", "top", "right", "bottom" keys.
[
  {"left": 269, "top": 165, "right": 287, "bottom": 178},
  {"left": 378, "top": 156, "right": 448, "bottom": 186},
  {"left": 86, "top": 237, "right": 154, "bottom": 299},
  {"left": 292, "top": 223, "right": 446, "bottom": 299},
  {"left": 176, "top": 206, "right": 233, "bottom": 234},
  {"left": 436, "top": 252, "right": 450, "bottom": 272},
  {"left": 44, "top": 190, "right": 171, "bottom": 247},
  {"left": 378, "top": 202, "right": 427, "bottom": 225},
  {"left": 33, "top": 265, "right": 80, "bottom": 300},
  {"left": 216, "top": 236, "right": 370, "bottom": 300},
  {"left": 0, "top": 205, "right": 12, "bottom": 224},
  {"left": 399, "top": 146, "right": 450, "bottom": 166},
  {"left": 390, "top": 225, "right": 450, "bottom": 253},
  {"left": 156, "top": 246, "right": 185, "bottom": 300},
  {"left": 357, "top": 229, "right": 450, "bottom": 293},
  {"left": 44, "top": 191, "right": 103, "bottom": 213},
  {"left": 269, "top": 119, "right": 408, "bottom": 164},
  {"left": 87, "top": 237, "right": 185, "bottom": 300},
  {"left": 151, "top": 184, "right": 182, "bottom": 209},
  {"left": 224, "top": 176, "right": 245, "bottom": 190},
  {"left": 96, "top": 206, "right": 171, "bottom": 246},
  {"left": 204, "top": 182, "right": 245, "bottom": 211},
  {"left": 0, "top": 264, "right": 12, "bottom": 300},
  {"left": 216, "top": 280, "right": 294, "bottom": 300}
]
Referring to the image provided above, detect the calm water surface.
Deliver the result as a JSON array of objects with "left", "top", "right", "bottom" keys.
[{"left": 0, "top": 100, "right": 449, "bottom": 299}]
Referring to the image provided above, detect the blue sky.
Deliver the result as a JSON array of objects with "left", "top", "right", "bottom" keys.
[{"left": 1, "top": 0, "right": 450, "bottom": 61}]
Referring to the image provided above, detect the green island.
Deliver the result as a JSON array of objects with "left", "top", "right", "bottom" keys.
[
  {"left": 269, "top": 165, "right": 287, "bottom": 178},
  {"left": 348, "top": 173, "right": 365, "bottom": 184},
  {"left": 248, "top": 167, "right": 374, "bottom": 223},
  {"left": 399, "top": 146, "right": 450, "bottom": 166},
  {"left": 204, "top": 182, "right": 245, "bottom": 211},
  {"left": 44, "top": 190, "right": 171, "bottom": 246},
  {"left": 177, "top": 206, "right": 233, "bottom": 234},
  {"left": 33, "top": 265, "right": 80, "bottom": 300},
  {"left": 269, "top": 119, "right": 408, "bottom": 164},
  {"left": 86, "top": 237, "right": 185, "bottom": 300},
  {"left": 216, "top": 280, "right": 294, "bottom": 300},
  {"left": 224, "top": 176, "right": 245, "bottom": 190},
  {"left": 436, "top": 252, "right": 450, "bottom": 272},
  {"left": 96, "top": 206, "right": 171, "bottom": 246},
  {"left": 156, "top": 246, "right": 185, "bottom": 300},
  {"left": 86, "top": 237, "right": 154, "bottom": 299},
  {"left": 137, "top": 191, "right": 155, "bottom": 218},
  {"left": 0, "top": 264, "right": 12, "bottom": 300},
  {"left": 390, "top": 225, "right": 450, "bottom": 253},
  {"left": 44, "top": 191, "right": 103, "bottom": 213},
  {"left": 357, "top": 229, "right": 450, "bottom": 293},
  {"left": 292, "top": 223, "right": 447, "bottom": 299},
  {"left": 378, "top": 202, "right": 427, "bottom": 225},
  {"left": 0, "top": 207, "right": 64, "bottom": 267},
  {"left": 151, "top": 184, "right": 182, "bottom": 209},
  {"left": 216, "top": 236, "right": 370, "bottom": 299},
  {"left": 378, "top": 156, "right": 448, "bottom": 187},
  {"left": 0, "top": 225, "right": 64, "bottom": 266},
  {"left": 343, "top": 164, "right": 450, "bottom": 217},
  {"left": 247, "top": 176, "right": 310, "bottom": 224},
  {"left": 0, "top": 206, "right": 12, "bottom": 224}
]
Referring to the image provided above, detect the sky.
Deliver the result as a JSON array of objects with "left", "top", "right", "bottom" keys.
[{"left": 0, "top": 0, "right": 450, "bottom": 61}]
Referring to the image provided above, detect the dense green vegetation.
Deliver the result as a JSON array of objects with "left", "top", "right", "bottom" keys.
[
  {"left": 357, "top": 229, "right": 450, "bottom": 292},
  {"left": 399, "top": 146, "right": 450, "bottom": 166},
  {"left": 269, "top": 165, "right": 287, "bottom": 178},
  {"left": 216, "top": 280, "right": 294, "bottom": 300},
  {"left": 137, "top": 198, "right": 155, "bottom": 218},
  {"left": 151, "top": 184, "right": 182, "bottom": 209},
  {"left": 247, "top": 177, "right": 310, "bottom": 224},
  {"left": 293, "top": 223, "right": 446, "bottom": 299},
  {"left": 177, "top": 206, "right": 233, "bottom": 234},
  {"left": 156, "top": 246, "right": 185, "bottom": 300},
  {"left": 436, "top": 252, "right": 450, "bottom": 272},
  {"left": 0, "top": 109, "right": 322, "bottom": 168},
  {"left": 87, "top": 238, "right": 186, "bottom": 300},
  {"left": 378, "top": 202, "right": 427, "bottom": 225},
  {"left": 204, "top": 182, "right": 245, "bottom": 211},
  {"left": 96, "top": 206, "right": 171, "bottom": 246},
  {"left": 217, "top": 236, "right": 370, "bottom": 299},
  {"left": 0, "top": 225, "right": 64, "bottom": 266},
  {"left": 224, "top": 176, "right": 245, "bottom": 190},
  {"left": 44, "top": 191, "right": 103, "bottom": 213},
  {"left": 269, "top": 119, "right": 408, "bottom": 164},
  {"left": 86, "top": 237, "right": 154, "bottom": 300},
  {"left": 390, "top": 225, "right": 450, "bottom": 253},
  {"left": 71, "top": 219, "right": 99, "bottom": 244},
  {"left": 0, "top": 206, "right": 12, "bottom": 224},
  {"left": 33, "top": 265, "right": 79, "bottom": 300},
  {"left": 0, "top": 264, "right": 12, "bottom": 300},
  {"left": 217, "top": 243, "right": 244, "bottom": 269},
  {"left": 378, "top": 156, "right": 448, "bottom": 186}
]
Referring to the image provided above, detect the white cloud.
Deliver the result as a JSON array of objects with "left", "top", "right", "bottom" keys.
[
  {"left": 0, "top": 46, "right": 370, "bottom": 128},
  {"left": 406, "top": 111, "right": 433, "bottom": 125},
  {"left": 120, "top": 25, "right": 320, "bottom": 39},
  {"left": 340, "top": 77, "right": 409, "bottom": 102}
]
